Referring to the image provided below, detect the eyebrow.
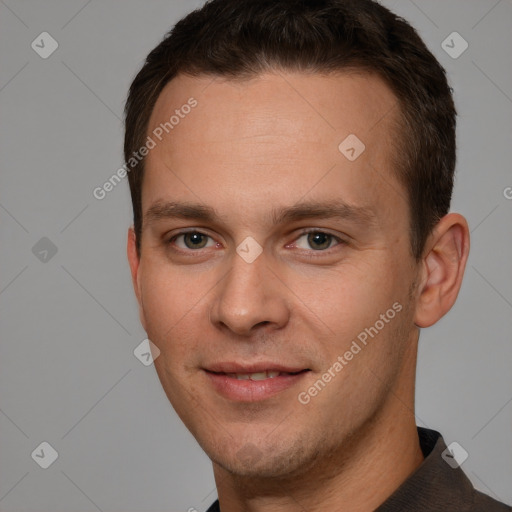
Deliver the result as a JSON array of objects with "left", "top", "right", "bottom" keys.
[{"left": 144, "top": 199, "right": 376, "bottom": 228}]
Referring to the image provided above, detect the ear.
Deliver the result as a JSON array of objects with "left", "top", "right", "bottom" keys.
[
  {"left": 414, "top": 213, "right": 470, "bottom": 328},
  {"left": 127, "top": 227, "right": 147, "bottom": 331}
]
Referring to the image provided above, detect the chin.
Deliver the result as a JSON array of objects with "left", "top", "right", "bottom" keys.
[{"left": 208, "top": 437, "right": 314, "bottom": 479}]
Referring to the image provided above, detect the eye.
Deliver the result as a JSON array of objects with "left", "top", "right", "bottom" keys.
[
  {"left": 170, "top": 231, "right": 216, "bottom": 250},
  {"left": 293, "top": 230, "right": 343, "bottom": 251}
]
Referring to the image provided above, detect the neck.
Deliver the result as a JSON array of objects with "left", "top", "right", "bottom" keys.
[{"left": 212, "top": 337, "right": 424, "bottom": 512}]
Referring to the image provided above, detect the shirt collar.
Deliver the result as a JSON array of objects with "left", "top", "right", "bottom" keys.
[
  {"left": 375, "top": 427, "right": 475, "bottom": 511},
  {"left": 207, "top": 427, "right": 501, "bottom": 512}
]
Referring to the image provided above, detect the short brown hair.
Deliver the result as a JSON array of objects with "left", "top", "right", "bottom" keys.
[{"left": 124, "top": 0, "right": 456, "bottom": 259}]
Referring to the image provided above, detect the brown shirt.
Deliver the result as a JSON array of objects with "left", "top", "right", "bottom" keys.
[{"left": 206, "top": 427, "right": 511, "bottom": 511}]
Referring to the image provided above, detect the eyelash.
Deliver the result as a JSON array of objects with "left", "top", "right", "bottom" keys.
[{"left": 166, "top": 229, "right": 346, "bottom": 255}]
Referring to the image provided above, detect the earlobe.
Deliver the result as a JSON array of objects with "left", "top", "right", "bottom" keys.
[
  {"left": 414, "top": 213, "right": 470, "bottom": 328},
  {"left": 127, "top": 227, "right": 147, "bottom": 331}
]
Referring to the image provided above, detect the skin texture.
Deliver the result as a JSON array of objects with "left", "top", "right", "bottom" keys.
[{"left": 127, "top": 71, "right": 470, "bottom": 511}]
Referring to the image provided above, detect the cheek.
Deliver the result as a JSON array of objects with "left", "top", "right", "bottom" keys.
[
  {"left": 139, "top": 263, "right": 208, "bottom": 414},
  {"left": 301, "top": 299, "right": 412, "bottom": 425},
  {"left": 140, "top": 273, "right": 178, "bottom": 336},
  {"left": 289, "top": 259, "right": 402, "bottom": 336},
  {"left": 138, "top": 261, "right": 208, "bottom": 359}
]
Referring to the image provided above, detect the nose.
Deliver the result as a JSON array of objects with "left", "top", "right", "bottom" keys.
[{"left": 209, "top": 248, "right": 290, "bottom": 337}]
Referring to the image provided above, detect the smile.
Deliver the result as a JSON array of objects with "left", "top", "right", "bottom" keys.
[{"left": 204, "top": 368, "right": 310, "bottom": 402}]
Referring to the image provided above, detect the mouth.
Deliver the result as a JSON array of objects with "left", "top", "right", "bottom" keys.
[
  {"left": 203, "top": 365, "right": 311, "bottom": 402},
  {"left": 209, "top": 368, "right": 308, "bottom": 379}
]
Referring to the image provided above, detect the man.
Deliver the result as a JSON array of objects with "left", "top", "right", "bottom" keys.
[{"left": 124, "top": 0, "right": 511, "bottom": 510}]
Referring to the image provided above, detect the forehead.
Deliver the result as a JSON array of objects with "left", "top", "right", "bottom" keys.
[
  {"left": 143, "top": 70, "right": 405, "bottom": 224},
  {"left": 148, "top": 70, "right": 399, "bottom": 147}
]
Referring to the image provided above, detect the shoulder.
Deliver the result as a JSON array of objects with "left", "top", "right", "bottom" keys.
[
  {"left": 205, "top": 500, "right": 220, "bottom": 512},
  {"left": 471, "top": 489, "right": 512, "bottom": 512}
]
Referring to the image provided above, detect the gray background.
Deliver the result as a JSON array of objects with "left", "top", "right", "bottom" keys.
[{"left": 0, "top": 0, "right": 511, "bottom": 510}]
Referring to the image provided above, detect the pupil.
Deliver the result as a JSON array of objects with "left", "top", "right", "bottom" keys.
[{"left": 308, "top": 232, "right": 330, "bottom": 250}]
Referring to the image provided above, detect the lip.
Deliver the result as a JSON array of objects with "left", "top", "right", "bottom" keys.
[
  {"left": 205, "top": 361, "right": 308, "bottom": 374},
  {"left": 203, "top": 363, "right": 310, "bottom": 402}
]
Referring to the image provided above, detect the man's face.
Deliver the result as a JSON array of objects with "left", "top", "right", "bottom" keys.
[{"left": 129, "top": 71, "right": 421, "bottom": 478}]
